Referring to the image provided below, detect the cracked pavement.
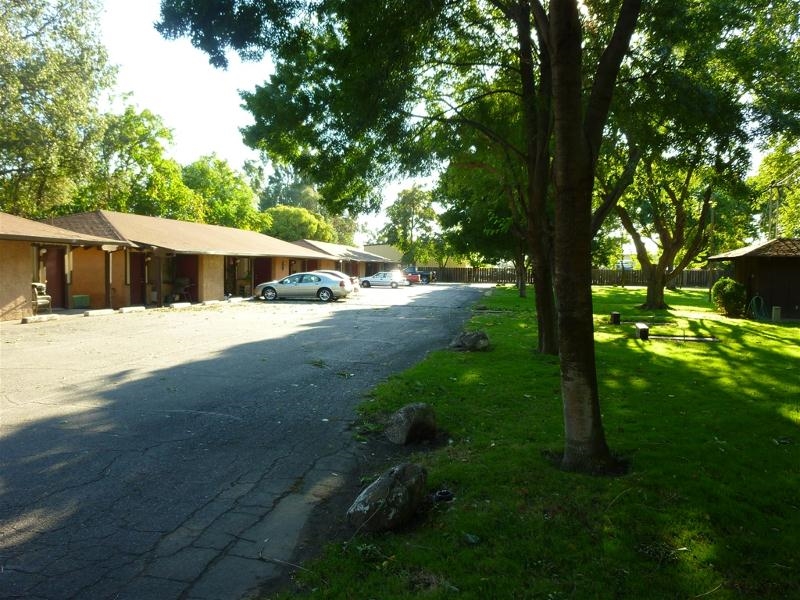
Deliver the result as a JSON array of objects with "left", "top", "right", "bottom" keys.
[{"left": 0, "top": 283, "right": 486, "bottom": 599}]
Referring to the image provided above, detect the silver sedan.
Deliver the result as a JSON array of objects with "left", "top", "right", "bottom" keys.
[
  {"left": 360, "top": 270, "right": 408, "bottom": 288},
  {"left": 255, "top": 271, "right": 351, "bottom": 302}
]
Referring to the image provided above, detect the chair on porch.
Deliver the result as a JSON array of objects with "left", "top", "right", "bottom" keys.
[
  {"left": 31, "top": 283, "right": 52, "bottom": 315},
  {"left": 172, "top": 277, "right": 193, "bottom": 302}
]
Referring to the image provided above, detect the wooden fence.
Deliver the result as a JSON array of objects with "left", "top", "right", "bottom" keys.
[{"left": 432, "top": 267, "right": 724, "bottom": 288}]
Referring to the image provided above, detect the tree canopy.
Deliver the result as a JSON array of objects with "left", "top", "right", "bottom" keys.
[
  {"left": 156, "top": 0, "right": 800, "bottom": 472},
  {"left": 181, "top": 155, "right": 269, "bottom": 230},
  {"left": 72, "top": 106, "right": 206, "bottom": 220},
  {"left": 0, "top": 0, "right": 114, "bottom": 218},
  {"left": 379, "top": 186, "right": 438, "bottom": 265},
  {"left": 750, "top": 138, "right": 800, "bottom": 238},
  {"left": 263, "top": 204, "right": 335, "bottom": 242}
]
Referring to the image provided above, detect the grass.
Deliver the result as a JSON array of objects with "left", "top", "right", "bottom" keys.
[{"left": 270, "top": 286, "right": 800, "bottom": 599}]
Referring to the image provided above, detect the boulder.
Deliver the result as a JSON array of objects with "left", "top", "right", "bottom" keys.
[
  {"left": 449, "top": 330, "right": 490, "bottom": 351},
  {"left": 385, "top": 402, "right": 437, "bottom": 445},
  {"left": 347, "top": 463, "right": 428, "bottom": 533}
]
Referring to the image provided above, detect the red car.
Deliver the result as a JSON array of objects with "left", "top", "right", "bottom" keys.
[{"left": 403, "top": 267, "right": 436, "bottom": 284}]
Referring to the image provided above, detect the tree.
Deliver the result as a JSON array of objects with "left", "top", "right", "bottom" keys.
[
  {"left": 263, "top": 205, "right": 335, "bottom": 242},
  {"left": 156, "top": 0, "right": 635, "bottom": 473},
  {"left": 750, "top": 138, "right": 800, "bottom": 238},
  {"left": 73, "top": 106, "right": 205, "bottom": 220},
  {"left": 433, "top": 91, "right": 533, "bottom": 295},
  {"left": 256, "top": 163, "right": 323, "bottom": 211},
  {"left": 182, "top": 155, "right": 269, "bottom": 230},
  {"left": 0, "top": 0, "right": 114, "bottom": 217},
  {"left": 245, "top": 160, "right": 359, "bottom": 243},
  {"left": 379, "top": 186, "right": 438, "bottom": 265},
  {"left": 156, "top": 0, "right": 798, "bottom": 473},
  {"left": 437, "top": 162, "right": 528, "bottom": 290},
  {"left": 600, "top": 0, "right": 799, "bottom": 308},
  {"left": 616, "top": 153, "right": 754, "bottom": 308}
]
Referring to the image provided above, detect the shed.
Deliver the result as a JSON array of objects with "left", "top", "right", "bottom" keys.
[{"left": 708, "top": 238, "right": 800, "bottom": 319}]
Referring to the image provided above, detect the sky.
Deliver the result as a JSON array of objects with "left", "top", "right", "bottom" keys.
[
  {"left": 99, "top": 0, "right": 397, "bottom": 241},
  {"left": 100, "top": 0, "right": 272, "bottom": 170}
]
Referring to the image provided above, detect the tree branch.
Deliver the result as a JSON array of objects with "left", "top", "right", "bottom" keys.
[{"left": 584, "top": 0, "right": 642, "bottom": 164}]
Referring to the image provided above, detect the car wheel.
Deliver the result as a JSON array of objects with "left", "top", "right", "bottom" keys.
[
  {"left": 361, "top": 281, "right": 371, "bottom": 288},
  {"left": 391, "top": 281, "right": 399, "bottom": 288},
  {"left": 318, "top": 288, "right": 334, "bottom": 302},
  {"left": 263, "top": 287, "right": 277, "bottom": 301}
]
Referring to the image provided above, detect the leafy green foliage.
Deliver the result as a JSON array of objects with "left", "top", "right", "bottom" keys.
[
  {"left": 253, "top": 162, "right": 359, "bottom": 243},
  {"left": 711, "top": 276, "right": 748, "bottom": 317},
  {"left": 263, "top": 205, "right": 334, "bottom": 242},
  {"left": 0, "top": 0, "right": 114, "bottom": 217},
  {"left": 181, "top": 155, "right": 269, "bottom": 230},
  {"left": 72, "top": 106, "right": 205, "bottom": 220},
  {"left": 379, "top": 186, "right": 438, "bottom": 264},
  {"left": 749, "top": 137, "right": 800, "bottom": 238}
]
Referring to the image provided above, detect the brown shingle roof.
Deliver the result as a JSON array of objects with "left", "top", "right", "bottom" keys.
[
  {"left": 0, "top": 212, "right": 127, "bottom": 246},
  {"left": 49, "top": 210, "right": 331, "bottom": 258},
  {"left": 293, "top": 239, "right": 392, "bottom": 262},
  {"left": 709, "top": 238, "right": 800, "bottom": 260}
]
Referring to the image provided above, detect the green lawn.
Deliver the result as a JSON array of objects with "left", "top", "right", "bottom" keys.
[{"left": 272, "top": 286, "right": 800, "bottom": 599}]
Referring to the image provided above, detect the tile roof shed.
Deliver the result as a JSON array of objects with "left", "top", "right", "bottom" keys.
[
  {"left": 709, "top": 238, "right": 800, "bottom": 260},
  {"left": 708, "top": 238, "right": 800, "bottom": 319},
  {"left": 48, "top": 210, "right": 330, "bottom": 259}
]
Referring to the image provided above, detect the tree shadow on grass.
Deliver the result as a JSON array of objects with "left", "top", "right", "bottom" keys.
[{"left": 595, "top": 311, "right": 799, "bottom": 597}]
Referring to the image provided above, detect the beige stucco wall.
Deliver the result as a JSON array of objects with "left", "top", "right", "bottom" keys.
[
  {"left": 319, "top": 259, "right": 337, "bottom": 270},
  {"left": 70, "top": 247, "right": 106, "bottom": 309},
  {"left": 0, "top": 240, "right": 34, "bottom": 321},
  {"left": 198, "top": 255, "right": 224, "bottom": 301},
  {"left": 274, "top": 257, "right": 291, "bottom": 279},
  {"left": 67, "top": 247, "right": 128, "bottom": 309}
]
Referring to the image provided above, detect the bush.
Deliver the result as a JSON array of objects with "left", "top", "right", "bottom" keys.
[{"left": 711, "top": 276, "right": 747, "bottom": 316}]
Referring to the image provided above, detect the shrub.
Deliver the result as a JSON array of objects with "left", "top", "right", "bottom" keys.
[{"left": 711, "top": 276, "right": 747, "bottom": 316}]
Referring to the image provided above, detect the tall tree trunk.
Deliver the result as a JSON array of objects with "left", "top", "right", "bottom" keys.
[
  {"left": 644, "top": 265, "right": 668, "bottom": 309},
  {"left": 515, "top": 2, "right": 558, "bottom": 355},
  {"left": 530, "top": 247, "right": 557, "bottom": 352},
  {"left": 515, "top": 248, "right": 528, "bottom": 297},
  {"left": 548, "top": 0, "right": 640, "bottom": 473}
]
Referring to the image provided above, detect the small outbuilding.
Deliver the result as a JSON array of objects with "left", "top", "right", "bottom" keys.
[{"left": 709, "top": 238, "right": 800, "bottom": 319}]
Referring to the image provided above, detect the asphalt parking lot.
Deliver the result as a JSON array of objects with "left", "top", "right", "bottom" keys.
[{"left": 0, "top": 283, "right": 488, "bottom": 600}]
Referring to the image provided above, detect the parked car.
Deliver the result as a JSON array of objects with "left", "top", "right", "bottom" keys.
[
  {"left": 255, "top": 271, "right": 351, "bottom": 302},
  {"left": 404, "top": 271, "right": 421, "bottom": 284},
  {"left": 313, "top": 270, "right": 359, "bottom": 292},
  {"left": 403, "top": 266, "right": 437, "bottom": 284},
  {"left": 360, "top": 270, "right": 408, "bottom": 288}
]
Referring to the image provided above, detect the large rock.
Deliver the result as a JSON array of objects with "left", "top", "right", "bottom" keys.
[
  {"left": 449, "top": 330, "right": 490, "bottom": 351},
  {"left": 384, "top": 402, "right": 437, "bottom": 445},
  {"left": 347, "top": 463, "right": 428, "bottom": 533}
]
